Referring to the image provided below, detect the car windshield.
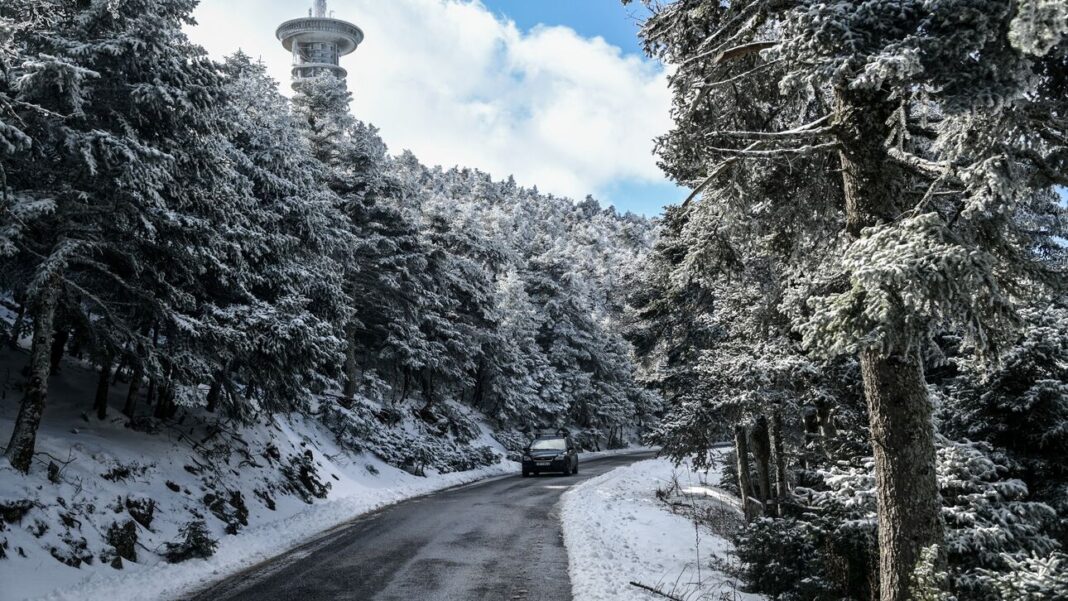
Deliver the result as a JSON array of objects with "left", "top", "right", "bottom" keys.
[{"left": 530, "top": 438, "right": 566, "bottom": 451}]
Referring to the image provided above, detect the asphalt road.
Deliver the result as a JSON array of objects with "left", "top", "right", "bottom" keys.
[{"left": 186, "top": 451, "right": 657, "bottom": 601}]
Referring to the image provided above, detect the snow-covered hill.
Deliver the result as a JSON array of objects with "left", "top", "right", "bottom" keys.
[{"left": 0, "top": 347, "right": 516, "bottom": 601}]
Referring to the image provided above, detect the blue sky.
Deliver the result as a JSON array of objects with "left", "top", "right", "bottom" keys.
[
  {"left": 481, "top": 0, "right": 650, "bottom": 56},
  {"left": 188, "top": 0, "right": 684, "bottom": 217}
]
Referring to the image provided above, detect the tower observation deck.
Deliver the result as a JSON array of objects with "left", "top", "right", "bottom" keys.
[{"left": 276, "top": 0, "right": 363, "bottom": 85}]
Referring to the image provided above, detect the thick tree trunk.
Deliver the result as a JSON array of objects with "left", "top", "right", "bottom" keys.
[
  {"left": 769, "top": 407, "right": 788, "bottom": 517},
  {"left": 836, "top": 86, "right": 944, "bottom": 601},
  {"left": 4, "top": 275, "right": 61, "bottom": 472},
  {"left": 750, "top": 415, "right": 772, "bottom": 512},
  {"left": 472, "top": 359, "right": 486, "bottom": 410},
  {"left": 862, "top": 349, "right": 943, "bottom": 601},
  {"left": 399, "top": 368, "right": 411, "bottom": 404},
  {"left": 420, "top": 370, "right": 435, "bottom": 412},
  {"left": 734, "top": 425, "right": 754, "bottom": 521},
  {"left": 123, "top": 364, "right": 143, "bottom": 418},
  {"left": 94, "top": 350, "right": 113, "bottom": 419},
  {"left": 801, "top": 406, "right": 820, "bottom": 469}
]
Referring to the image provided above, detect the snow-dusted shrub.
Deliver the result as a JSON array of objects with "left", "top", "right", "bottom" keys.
[
  {"left": 49, "top": 534, "right": 92, "bottom": 568},
  {"left": 123, "top": 496, "right": 155, "bottom": 530},
  {"left": 279, "top": 451, "right": 331, "bottom": 504},
  {"left": 778, "top": 438, "right": 1061, "bottom": 600},
  {"left": 104, "top": 520, "right": 137, "bottom": 564},
  {"left": 491, "top": 429, "right": 529, "bottom": 460},
  {"left": 734, "top": 517, "right": 838, "bottom": 600},
  {"left": 977, "top": 552, "right": 1068, "bottom": 600},
  {"left": 163, "top": 520, "right": 217, "bottom": 564},
  {"left": 320, "top": 398, "right": 500, "bottom": 475},
  {"left": 203, "top": 490, "right": 250, "bottom": 535},
  {"left": 938, "top": 440, "right": 1059, "bottom": 598},
  {"left": 941, "top": 306, "right": 1068, "bottom": 545}
]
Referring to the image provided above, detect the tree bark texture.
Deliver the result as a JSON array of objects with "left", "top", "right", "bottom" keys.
[
  {"left": 861, "top": 348, "right": 943, "bottom": 601},
  {"left": 816, "top": 401, "right": 838, "bottom": 439},
  {"left": 749, "top": 415, "right": 772, "bottom": 511},
  {"left": 836, "top": 86, "right": 944, "bottom": 601},
  {"left": 734, "top": 425, "right": 754, "bottom": 521},
  {"left": 8, "top": 301, "right": 25, "bottom": 350},
  {"left": 4, "top": 275, "right": 61, "bottom": 472}
]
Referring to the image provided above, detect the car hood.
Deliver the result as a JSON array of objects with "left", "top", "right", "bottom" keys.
[{"left": 526, "top": 449, "right": 565, "bottom": 458}]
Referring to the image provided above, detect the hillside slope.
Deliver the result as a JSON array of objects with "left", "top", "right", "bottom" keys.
[{"left": 0, "top": 346, "right": 517, "bottom": 601}]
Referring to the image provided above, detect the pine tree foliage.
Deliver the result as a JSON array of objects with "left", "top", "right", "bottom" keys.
[
  {"left": 1, "top": 1, "right": 659, "bottom": 474},
  {"left": 626, "top": 0, "right": 1067, "bottom": 599},
  {"left": 943, "top": 305, "right": 1068, "bottom": 544}
]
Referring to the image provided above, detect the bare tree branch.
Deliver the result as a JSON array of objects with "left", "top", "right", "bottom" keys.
[
  {"left": 698, "top": 59, "right": 782, "bottom": 90},
  {"left": 707, "top": 141, "right": 839, "bottom": 158},
  {"left": 716, "top": 41, "right": 777, "bottom": 64},
  {"left": 708, "top": 125, "right": 833, "bottom": 140},
  {"left": 887, "top": 147, "right": 952, "bottom": 179},
  {"left": 681, "top": 142, "right": 761, "bottom": 207}
]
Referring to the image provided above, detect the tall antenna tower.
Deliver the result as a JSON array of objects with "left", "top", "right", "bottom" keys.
[{"left": 276, "top": 0, "right": 364, "bottom": 87}]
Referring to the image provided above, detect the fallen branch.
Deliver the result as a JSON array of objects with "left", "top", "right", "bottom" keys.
[{"left": 630, "top": 581, "right": 685, "bottom": 601}]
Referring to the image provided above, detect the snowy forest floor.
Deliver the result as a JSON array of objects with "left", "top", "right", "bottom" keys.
[
  {"left": 562, "top": 454, "right": 764, "bottom": 601},
  {"left": 0, "top": 344, "right": 627, "bottom": 601}
]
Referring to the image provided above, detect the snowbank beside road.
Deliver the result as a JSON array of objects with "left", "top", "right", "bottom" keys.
[
  {"left": 561, "top": 456, "right": 762, "bottom": 601},
  {"left": 21, "top": 460, "right": 516, "bottom": 601},
  {"left": 0, "top": 345, "right": 524, "bottom": 601}
]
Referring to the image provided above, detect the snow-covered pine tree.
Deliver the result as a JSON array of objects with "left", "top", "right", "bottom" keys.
[
  {"left": 943, "top": 305, "right": 1068, "bottom": 546},
  {"left": 291, "top": 75, "right": 437, "bottom": 404},
  {"left": 2, "top": 0, "right": 242, "bottom": 468},
  {"left": 633, "top": 1, "right": 1067, "bottom": 598},
  {"left": 211, "top": 53, "right": 353, "bottom": 412},
  {"left": 477, "top": 268, "right": 561, "bottom": 425}
]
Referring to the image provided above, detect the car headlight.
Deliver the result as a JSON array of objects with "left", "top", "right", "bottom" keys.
[{"left": 523, "top": 455, "right": 532, "bottom": 461}]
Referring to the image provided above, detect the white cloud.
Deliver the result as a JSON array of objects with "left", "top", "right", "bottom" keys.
[{"left": 188, "top": 0, "right": 672, "bottom": 203}]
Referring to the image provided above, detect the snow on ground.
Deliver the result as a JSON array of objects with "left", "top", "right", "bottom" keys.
[
  {"left": 562, "top": 455, "right": 763, "bottom": 601},
  {"left": 11, "top": 460, "right": 516, "bottom": 601},
  {"left": 0, "top": 339, "right": 654, "bottom": 601},
  {"left": 0, "top": 345, "right": 525, "bottom": 601}
]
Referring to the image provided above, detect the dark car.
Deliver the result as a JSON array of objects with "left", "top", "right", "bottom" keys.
[{"left": 521, "top": 434, "right": 578, "bottom": 477}]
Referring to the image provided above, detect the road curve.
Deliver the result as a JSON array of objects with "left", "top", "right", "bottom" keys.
[{"left": 186, "top": 451, "right": 657, "bottom": 601}]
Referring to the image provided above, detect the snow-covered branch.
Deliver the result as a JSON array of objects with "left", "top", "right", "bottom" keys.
[{"left": 706, "top": 141, "right": 839, "bottom": 158}]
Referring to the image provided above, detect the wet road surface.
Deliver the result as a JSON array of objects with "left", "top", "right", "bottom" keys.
[{"left": 187, "top": 451, "right": 656, "bottom": 601}]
